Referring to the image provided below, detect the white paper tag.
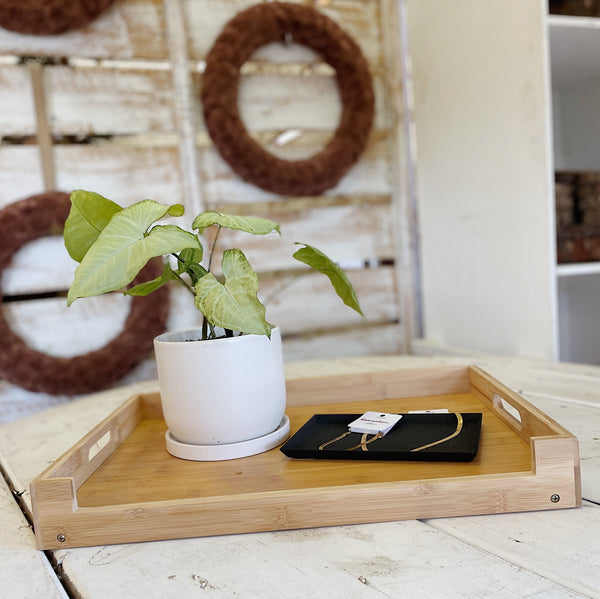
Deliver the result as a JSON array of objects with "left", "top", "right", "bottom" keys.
[
  {"left": 408, "top": 409, "right": 449, "bottom": 414},
  {"left": 348, "top": 412, "right": 403, "bottom": 435}
]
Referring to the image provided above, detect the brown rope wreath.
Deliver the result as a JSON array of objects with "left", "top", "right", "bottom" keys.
[
  {"left": 0, "top": 0, "right": 115, "bottom": 36},
  {"left": 202, "top": 2, "right": 375, "bottom": 196},
  {"left": 0, "top": 192, "right": 169, "bottom": 395}
]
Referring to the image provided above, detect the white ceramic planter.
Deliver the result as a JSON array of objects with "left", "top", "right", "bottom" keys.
[{"left": 153, "top": 327, "right": 288, "bottom": 460}]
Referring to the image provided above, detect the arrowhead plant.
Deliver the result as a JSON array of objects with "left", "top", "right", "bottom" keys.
[{"left": 64, "top": 190, "right": 363, "bottom": 339}]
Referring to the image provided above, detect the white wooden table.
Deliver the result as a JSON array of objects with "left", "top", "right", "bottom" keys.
[{"left": 1, "top": 354, "right": 599, "bottom": 599}]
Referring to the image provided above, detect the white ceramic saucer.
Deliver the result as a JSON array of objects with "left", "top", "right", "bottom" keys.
[{"left": 165, "top": 415, "right": 290, "bottom": 461}]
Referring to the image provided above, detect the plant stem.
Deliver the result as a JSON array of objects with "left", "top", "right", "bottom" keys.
[
  {"left": 170, "top": 267, "right": 196, "bottom": 297},
  {"left": 207, "top": 225, "right": 221, "bottom": 273}
]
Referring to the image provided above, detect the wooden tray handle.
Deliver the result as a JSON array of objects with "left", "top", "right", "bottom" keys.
[
  {"left": 39, "top": 395, "right": 143, "bottom": 489},
  {"left": 83, "top": 422, "right": 117, "bottom": 469},
  {"left": 470, "top": 367, "right": 573, "bottom": 441},
  {"left": 46, "top": 420, "right": 120, "bottom": 489},
  {"left": 492, "top": 392, "right": 524, "bottom": 432}
]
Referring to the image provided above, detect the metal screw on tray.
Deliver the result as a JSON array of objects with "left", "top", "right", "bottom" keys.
[
  {"left": 57, "top": 534, "right": 66, "bottom": 543},
  {"left": 551, "top": 494, "right": 561, "bottom": 503}
]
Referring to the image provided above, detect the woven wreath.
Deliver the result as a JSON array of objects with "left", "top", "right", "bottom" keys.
[
  {"left": 0, "top": 0, "right": 114, "bottom": 35},
  {"left": 202, "top": 2, "right": 375, "bottom": 196},
  {"left": 0, "top": 192, "right": 169, "bottom": 395}
]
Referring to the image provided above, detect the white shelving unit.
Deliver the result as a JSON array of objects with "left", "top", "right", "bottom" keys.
[
  {"left": 556, "top": 262, "right": 600, "bottom": 277},
  {"left": 549, "top": 14, "right": 600, "bottom": 364},
  {"left": 406, "top": 1, "right": 600, "bottom": 365}
]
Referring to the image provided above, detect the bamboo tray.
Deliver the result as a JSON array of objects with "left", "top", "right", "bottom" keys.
[{"left": 30, "top": 366, "right": 582, "bottom": 549}]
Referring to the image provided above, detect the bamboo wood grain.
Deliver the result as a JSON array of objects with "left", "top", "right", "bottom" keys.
[
  {"left": 469, "top": 366, "right": 575, "bottom": 440},
  {"left": 30, "top": 367, "right": 581, "bottom": 550},
  {"left": 75, "top": 392, "right": 530, "bottom": 507}
]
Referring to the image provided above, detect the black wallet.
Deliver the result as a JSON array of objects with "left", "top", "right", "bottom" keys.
[{"left": 280, "top": 412, "right": 482, "bottom": 462}]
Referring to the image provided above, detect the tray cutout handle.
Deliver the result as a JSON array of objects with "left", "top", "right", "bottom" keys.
[
  {"left": 88, "top": 429, "right": 112, "bottom": 462},
  {"left": 80, "top": 422, "right": 118, "bottom": 480},
  {"left": 50, "top": 421, "right": 120, "bottom": 489},
  {"left": 79, "top": 395, "right": 146, "bottom": 478},
  {"left": 35, "top": 394, "right": 145, "bottom": 491},
  {"left": 493, "top": 393, "right": 523, "bottom": 431}
]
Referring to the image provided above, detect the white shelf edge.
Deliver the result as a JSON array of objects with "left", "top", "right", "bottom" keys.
[
  {"left": 556, "top": 262, "right": 600, "bottom": 277},
  {"left": 548, "top": 14, "right": 600, "bottom": 29}
]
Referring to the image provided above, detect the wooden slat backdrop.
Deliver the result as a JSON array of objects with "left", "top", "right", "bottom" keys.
[{"left": 0, "top": 0, "right": 416, "bottom": 408}]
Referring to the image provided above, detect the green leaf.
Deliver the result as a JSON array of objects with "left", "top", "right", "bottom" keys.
[
  {"left": 293, "top": 244, "right": 363, "bottom": 316},
  {"left": 126, "top": 261, "right": 177, "bottom": 296},
  {"left": 67, "top": 200, "right": 201, "bottom": 305},
  {"left": 64, "top": 190, "right": 122, "bottom": 262},
  {"left": 177, "top": 247, "right": 204, "bottom": 273},
  {"left": 194, "top": 249, "right": 271, "bottom": 336},
  {"left": 192, "top": 211, "right": 281, "bottom": 235},
  {"left": 175, "top": 247, "right": 206, "bottom": 284},
  {"left": 165, "top": 204, "right": 185, "bottom": 217},
  {"left": 188, "top": 263, "right": 208, "bottom": 283}
]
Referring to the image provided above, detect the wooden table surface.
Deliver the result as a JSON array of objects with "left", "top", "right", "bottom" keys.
[{"left": 1, "top": 353, "right": 599, "bottom": 598}]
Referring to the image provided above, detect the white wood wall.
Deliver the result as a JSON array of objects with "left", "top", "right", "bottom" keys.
[{"left": 0, "top": 0, "right": 414, "bottom": 415}]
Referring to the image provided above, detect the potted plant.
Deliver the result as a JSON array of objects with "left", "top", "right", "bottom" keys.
[{"left": 64, "top": 190, "right": 362, "bottom": 460}]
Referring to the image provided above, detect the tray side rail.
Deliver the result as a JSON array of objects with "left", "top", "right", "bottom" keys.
[
  {"left": 31, "top": 445, "right": 582, "bottom": 550},
  {"left": 30, "top": 394, "right": 145, "bottom": 548},
  {"left": 469, "top": 366, "right": 582, "bottom": 507},
  {"left": 468, "top": 366, "right": 576, "bottom": 442},
  {"left": 286, "top": 365, "right": 472, "bottom": 407},
  {"left": 48, "top": 394, "right": 145, "bottom": 487}
]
